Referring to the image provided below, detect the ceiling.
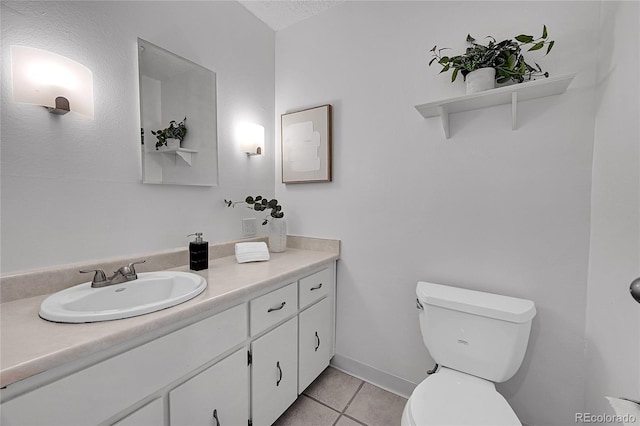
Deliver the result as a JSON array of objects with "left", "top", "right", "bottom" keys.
[{"left": 238, "top": 0, "right": 345, "bottom": 31}]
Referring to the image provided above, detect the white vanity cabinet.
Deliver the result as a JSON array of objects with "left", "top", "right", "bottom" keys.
[
  {"left": 298, "top": 297, "right": 333, "bottom": 393},
  {"left": 0, "top": 261, "right": 337, "bottom": 426},
  {"left": 113, "top": 398, "right": 164, "bottom": 426},
  {"left": 169, "top": 348, "right": 248, "bottom": 426},
  {"left": 251, "top": 317, "right": 298, "bottom": 426},
  {"left": 0, "top": 303, "right": 247, "bottom": 426}
]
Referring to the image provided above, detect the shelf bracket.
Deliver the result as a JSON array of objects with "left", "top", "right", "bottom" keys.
[
  {"left": 438, "top": 105, "right": 450, "bottom": 139},
  {"left": 511, "top": 91, "right": 518, "bottom": 130},
  {"left": 174, "top": 150, "right": 193, "bottom": 166}
]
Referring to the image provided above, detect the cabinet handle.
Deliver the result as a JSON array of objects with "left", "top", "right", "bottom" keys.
[
  {"left": 213, "top": 409, "right": 220, "bottom": 426},
  {"left": 268, "top": 301, "right": 286, "bottom": 313},
  {"left": 310, "top": 283, "right": 323, "bottom": 291},
  {"left": 276, "top": 361, "right": 283, "bottom": 386},
  {"left": 315, "top": 331, "right": 320, "bottom": 352}
]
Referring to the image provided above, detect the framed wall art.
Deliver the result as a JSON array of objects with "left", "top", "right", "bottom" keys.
[{"left": 281, "top": 104, "right": 332, "bottom": 183}]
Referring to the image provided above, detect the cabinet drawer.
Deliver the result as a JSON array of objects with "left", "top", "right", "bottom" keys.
[
  {"left": 0, "top": 304, "right": 247, "bottom": 426},
  {"left": 299, "top": 268, "right": 332, "bottom": 309},
  {"left": 250, "top": 282, "right": 297, "bottom": 336}
]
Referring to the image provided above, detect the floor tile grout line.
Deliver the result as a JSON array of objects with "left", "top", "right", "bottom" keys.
[
  {"left": 342, "top": 381, "right": 366, "bottom": 414},
  {"left": 331, "top": 414, "right": 342, "bottom": 426},
  {"left": 342, "top": 413, "right": 369, "bottom": 426},
  {"left": 303, "top": 393, "right": 342, "bottom": 415}
]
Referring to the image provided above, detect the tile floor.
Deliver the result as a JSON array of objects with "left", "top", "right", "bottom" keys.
[{"left": 274, "top": 367, "right": 408, "bottom": 426}]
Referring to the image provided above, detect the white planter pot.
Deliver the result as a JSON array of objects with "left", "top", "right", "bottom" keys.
[
  {"left": 158, "top": 138, "right": 180, "bottom": 151},
  {"left": 268, "top": 218, "right": 287, "bottom": 253},
  {"left": 465, "top": 68, "right": 496, "bottom": 94}
]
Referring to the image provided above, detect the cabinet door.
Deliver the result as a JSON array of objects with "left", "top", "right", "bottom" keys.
[
  {"left": 113, "top": 398, "right": 164, "bottom": 426},
  {"left": 298, "top": 297, "right": 333, "bottom": 393},
  {"left": 170, "top": 348, "right": 248, "bottom": 426},
  {"left": 251, "top": 317, "right": 297, "bottom": 426}
]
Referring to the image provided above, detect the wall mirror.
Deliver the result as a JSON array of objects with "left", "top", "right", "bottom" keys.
[{"left": 138, "top": 38, "right": 218, "bottom": 186}]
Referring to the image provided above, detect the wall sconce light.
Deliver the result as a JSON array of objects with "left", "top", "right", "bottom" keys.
[
  {"left": 11, "top": 46, "right": 94, "bottom": 118},
  {"left": 237, "top": 122, "right": 264, "bottom": 156}
]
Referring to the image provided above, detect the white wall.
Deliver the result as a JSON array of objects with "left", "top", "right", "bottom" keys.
[
  {"left": 585, "top": 0, "right": 640, "bottom": 419},
  {"left": 275, "top": 2, "right": 600, "bottom": 425},
  {"left": 1, "top": 1, "right": 275, "bottom": 273}
]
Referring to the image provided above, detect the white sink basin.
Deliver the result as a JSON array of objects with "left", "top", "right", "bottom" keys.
[{"left": 39, "top": 271, "right": 207, "bottom": 323}]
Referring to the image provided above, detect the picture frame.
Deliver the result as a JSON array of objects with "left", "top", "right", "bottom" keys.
[{"left": 281, "top": 104, "right": 332, "bottom": 183}]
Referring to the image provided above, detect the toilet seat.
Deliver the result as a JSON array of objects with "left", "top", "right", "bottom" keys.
[{"left": 404, "top": 367, "right": 521, "bottom": 426}]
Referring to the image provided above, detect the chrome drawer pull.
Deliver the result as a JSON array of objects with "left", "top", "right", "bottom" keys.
[
  {"left": 315, "top": 331, "right": 320, "bottom": 352},
  {"left": 213, "top": 409, "right": 220, "bottom": 426},
  {"left": 310, "top": 283, "right": 323, "bottom": 291},
  {"left": 276, "top": 361, "right": 283, "bottom": 386},
  {"left": 268, "top": 301, "right": 286, "bottom": 312}
]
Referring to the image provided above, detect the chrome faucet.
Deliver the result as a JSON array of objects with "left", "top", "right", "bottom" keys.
[{"left": 80, "top": 260, "right": 146, "bottom": 288}]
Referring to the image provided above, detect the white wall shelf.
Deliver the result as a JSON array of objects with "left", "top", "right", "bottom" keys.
[
  {"left": 156, "top": 147, "right": 198, "bottom": 166},
  {"left": 415, "top": 72, "right": 576, "bottom": 139}
]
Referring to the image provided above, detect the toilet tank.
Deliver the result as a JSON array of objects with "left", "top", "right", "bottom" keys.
[{"left": 417, "top": 281, "right": 536, "bottom": 383}]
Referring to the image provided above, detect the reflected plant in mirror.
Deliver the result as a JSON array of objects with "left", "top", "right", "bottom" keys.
[
  {"left": 152, "top": 117, "right": 187, "bottom": 150},
  {"left": 138, "top": 38, "right": 218, "bottom": 186}
]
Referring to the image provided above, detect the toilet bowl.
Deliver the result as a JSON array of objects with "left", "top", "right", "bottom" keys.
[
  {"left": 404, "top": 281, "right": 536, "bottom": 426},
  {"left": 401, "top": 367, "right": 521, "bottom": 426}
]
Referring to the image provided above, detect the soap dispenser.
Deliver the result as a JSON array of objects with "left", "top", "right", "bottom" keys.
[{"left": 188, "top": 233, "right": 208, "bottom": 271}]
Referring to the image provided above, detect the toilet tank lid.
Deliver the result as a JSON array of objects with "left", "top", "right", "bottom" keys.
[{"left": 417, "top": 282, "right": 536, "bottom": 324}]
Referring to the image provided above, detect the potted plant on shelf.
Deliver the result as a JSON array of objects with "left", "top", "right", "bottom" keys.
[
  {"left": 429, "top": 26, "right": 555, "bottom": 94},
  {"left": 152, "top": 117, "right": 187, "bottom": 150},
  {"left": 225, "top": 196, "right": 287, "bottom": 253}
]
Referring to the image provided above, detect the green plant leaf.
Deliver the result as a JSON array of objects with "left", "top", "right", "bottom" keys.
[
  {"left": 546, "top": 40, "right": 555, "bottom": 55},
  {"left": 438, "top": 56, "right": 449, "bottom": 64},
  {"left": 430, "top": 45, "right": 437, "bottom": 52},
  {"left": 255, "top": 196, "right": 262, "bottom": 201},
  {"left": 542, "top": 25, "right": 548, "bottom": 39},
  {"left": 515, "top": 34, "right": 534, "bottom": 43},
  {"left": 451, "top": 68, "right": 459, "bottom": 82},
  {"left": 528, "top": 41, "right": 544, "bottom": 51},
  {"left": 439, "top": 64, "right": 450, "bottom": 73},
  {"left": 268, "top": 199, "right": 278, "bottom": 208},
  {"left": 429, "top": 57, "right": 437, "bottom": 66},
  {"left": 245, "top": 196, "right": 254, "bottom": 204},
  {"left": 466, "top": 34, "right": 475, "bottom": 43}
]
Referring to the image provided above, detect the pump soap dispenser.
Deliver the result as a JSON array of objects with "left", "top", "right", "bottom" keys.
[{"left": 188, "top": 233, "right": 208, "bottom": 271}]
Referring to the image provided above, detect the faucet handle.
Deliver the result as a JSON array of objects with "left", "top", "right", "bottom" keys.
[
  {"left": 79, "top": 269, "right": 107, "bottom": 285},
  {"left": 127, "top": 260, "right": 146, "bottom": 275}
]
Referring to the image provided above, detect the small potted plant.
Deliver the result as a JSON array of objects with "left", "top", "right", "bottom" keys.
[
  {"left": 429, "top": 26, "right": 554, "bottom": 94},
  {"left": 225, "top": 196, "right": 287, "bottom": 252},
  {"left": 152, "top": 117, "right": 187, "bottom": 150},
  {"left": 225, "top": 196, "right": 284, "bottom": 225}
]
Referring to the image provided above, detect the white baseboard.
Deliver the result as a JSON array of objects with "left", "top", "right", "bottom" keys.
[{"left": 330, "top": 353, "right": 417, "bottom": 399}]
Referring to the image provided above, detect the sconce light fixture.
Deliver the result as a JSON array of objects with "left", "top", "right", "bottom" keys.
[
  {"left": 11, "top": 46, "right": 94, "bottom": 118},
  {"left": 237, "top": 122, "right": 264, "bottom": 156}
]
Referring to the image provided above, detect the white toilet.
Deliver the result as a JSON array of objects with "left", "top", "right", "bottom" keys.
[{"left": 402, "top": 281, "right": 536, "bottom": 426}]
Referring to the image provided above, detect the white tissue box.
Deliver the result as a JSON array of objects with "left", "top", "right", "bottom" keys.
[{"left": 235, "top": 242, "right": 270, "bottom": 264}]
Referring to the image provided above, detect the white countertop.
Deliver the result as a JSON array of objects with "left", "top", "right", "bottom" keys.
[{"left": 0, "top": 247, "right": 338, "bottom": 388}]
